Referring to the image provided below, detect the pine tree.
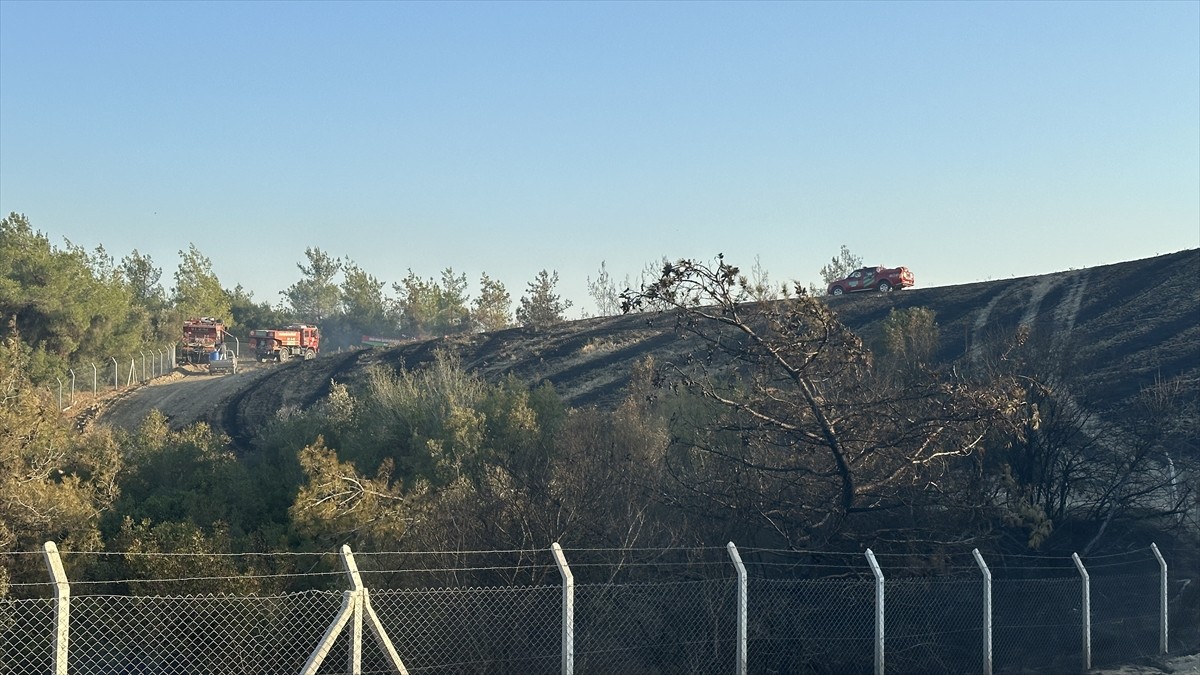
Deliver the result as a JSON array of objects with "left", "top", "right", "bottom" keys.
[{"left": 516, "top": 269, "right": 571, "bottom": 329}]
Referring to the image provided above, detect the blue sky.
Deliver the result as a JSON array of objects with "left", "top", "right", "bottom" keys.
[{"left": 2, "top": 0, "right": 1197, "bottom": 315}]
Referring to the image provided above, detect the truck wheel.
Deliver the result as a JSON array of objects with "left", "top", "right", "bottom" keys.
[
  {"left": 877, "top": 281, "right": 892, "bottom": 292},
  {"left": 278, "top": 348, "right": 290, "bottom": 362},
  {"left": 830, "top": 286, "right": 844, "bottom": 296},
  {"left": 304, "top": 348, "right": 316, "bottom": 360}
]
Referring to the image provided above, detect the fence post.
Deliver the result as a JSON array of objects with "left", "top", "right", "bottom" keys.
[
  {"left": 1151, "top": 543, "right": 1168, "bottom": 655},
  {"left": 43, "top": 541, "right": 70, "bottom": 675},
  {"left": 551, "top": 543, "right": 574, "bottom": 675},
  {"left": 342, "top": 546, "right": 364, "bottom": 674},
  {"left": 726, "top": 542, "right": 748, "bottom": 675},
  {"left": 300, "top": 545, "right": 408, "bottom": 675},
  {"left": 110, "top": 357, "right": 117, "bottom": 390},
  {"left": 1072, "top": 553, "right": 1091, "bottom": 672},
  {"left": 865, "top": 549, "right": 885, "bottom": 675},
  {"left": 972, "top": 549, "right": 993, "bottom": 675}
]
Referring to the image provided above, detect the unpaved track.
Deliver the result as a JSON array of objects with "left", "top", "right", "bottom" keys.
[{"left": 91, "top": 361, "right": 275, "bottom": 435}]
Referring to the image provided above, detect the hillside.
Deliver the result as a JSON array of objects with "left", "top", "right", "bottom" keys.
[{"left": 96, "top": 249, "right": 1199, "bottom": 447}]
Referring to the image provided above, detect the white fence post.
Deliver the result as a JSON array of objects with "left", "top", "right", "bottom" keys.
[
  {"left": 865, "top": 549, "right": 885, "bottom": 675},
  {"left": 301, "top": 590, "right": 357, "bottom": 674},
  {"left": 726, "top": 542, "right": 748, "bottom": 675},
  {"left": 345, "top": 548, "right": 364, "bottom": 675},
  {"left": 972, "top": 549, "right": 993, "bottom": 675},
  {"left": 42, "top": 541, "right": 70, "bottom": 675},
  {"left": 551, "top": 543, "right": 574, "bottom": 675},
  {"left": 1072, "top": 553, "right": 1091, "bottom": 672},
  {"left": 1151, "top": 543, "right": 1168, "bottom": 655},
  {"left": 300, "top": 545, "right": 408, "bottom": 675}
]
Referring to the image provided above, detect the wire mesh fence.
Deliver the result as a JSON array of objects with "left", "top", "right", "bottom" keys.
[
  {"left": 0, "top": 542, "right": 1183, "bottom": 675},
  {"left": 993, "top": 577, "right": 1083, "bottom": 673}
]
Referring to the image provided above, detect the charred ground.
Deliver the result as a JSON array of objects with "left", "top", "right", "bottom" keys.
[{"left": 96, "top": 249, "right": 1199, "bottom": 451}]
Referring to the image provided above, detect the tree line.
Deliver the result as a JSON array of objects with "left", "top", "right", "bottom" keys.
[{"left": 1, "top": 213, "right": 601, "bottom": 383}]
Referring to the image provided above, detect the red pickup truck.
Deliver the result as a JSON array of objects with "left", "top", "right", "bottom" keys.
[{"left": 827, "top": 266, "right": 914, "bottom": 295}]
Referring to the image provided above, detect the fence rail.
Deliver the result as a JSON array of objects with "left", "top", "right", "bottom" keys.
[{"left": 0, "top": 541, "right": 1179, "bottom": 674}]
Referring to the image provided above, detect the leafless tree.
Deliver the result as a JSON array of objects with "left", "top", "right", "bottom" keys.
[{"left": 622, "top": 255, "right": 1014, "bottom": 546}]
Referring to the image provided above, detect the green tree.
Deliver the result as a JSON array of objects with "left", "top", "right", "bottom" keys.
[
  {"left": 289, "top": 436, "right": 419, "bottom": 549},
  {"left": 393, "top": 268, "right": 471, "bottom": 337},
  {"left": 471, "top": 272, "right": 512, "bottom": 332},
  {"left": 121, "top": 250, "right": 165, "bottom": 309},
  {"left": 121, "top": 250, "right": 173, "bottom": 344},
  {"left": 1, "top": 213, "right": 148, "bottom": 376},
  {"left": 0, "top": 327, "right": 121, "bottom": 593},
  {"left": 171, "top": 244, "right": 231, "bottom": 322},
  {"left": 281, "top": 247, "right": 342, "bottom": 324},
  {"left": 335, "top": 262, "right": 394, "bottom": 347},
  {"left": 393, "top": 270, "right": 438, "bottom": 337},
  {"left": 435, "top": 268, "right": 471, "bottom": 334},
  {"left": 517, "top": 269, "right": 572, "bottom": 329},
  {"left": 227, "top": 285, "right": 290, "bottom": 338},
  {"left": 819, "top": 244, "right": 863, "bottom": 285}
]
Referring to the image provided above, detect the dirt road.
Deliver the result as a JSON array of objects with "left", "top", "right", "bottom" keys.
[{"left": 88, "top": 360, "right": 275, "bottom": 435}]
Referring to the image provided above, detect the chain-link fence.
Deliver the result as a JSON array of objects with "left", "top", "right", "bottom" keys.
[{"left": 0, "top": 542, "right": 1183, "bottom": 675}]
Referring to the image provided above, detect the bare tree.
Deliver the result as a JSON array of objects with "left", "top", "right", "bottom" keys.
[
  {"left": 586, "top": 261, "right": 622, "bottom": 317},
  {"left": 623, "top": 255, "right": 1012, "bottom": 545}
]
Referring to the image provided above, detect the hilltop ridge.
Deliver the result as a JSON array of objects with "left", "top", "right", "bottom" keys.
[{"left": 96, "top": 249, "right": 1199, "bottom": 446}]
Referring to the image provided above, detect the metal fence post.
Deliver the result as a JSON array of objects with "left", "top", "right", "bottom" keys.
[
  {"left": 972, "top": 549, "right": 993, "bottom": 675},
  {"left": 726, "top": 542, "right": 748, "bottom": 675},
  {"left": 551, "top": 543, "right": 574, "bottom": 675},
  {"left": 339, "top": 544, "right": 409, "bottom": 674},
  {"left": 865, "top": 549, "right": 885, "bottom": 675},
  {"left": 343, "top": 547, "right": 364, "bottom": 675},
  {"left": 110, "top": 356, "right": 117, "bottom": 390},
  {"left": 300, "top": 545, "right": 408, "bottom": 675},
  {"left": 301, "top": 590, "right": 356, "bottom": 675},
  {"left": 1072, "top": 553, "right": 1091, "bottom": 671},
  {"left": 43, "top": 541, "right": 70, "bottom": 675},
  {"left": 1151, "top": 543, "right": 1168, "bottom": 655}
]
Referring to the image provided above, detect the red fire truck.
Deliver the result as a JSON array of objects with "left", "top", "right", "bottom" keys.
[
  {"left": 181, "top": 317, "right": 229, "bottom": 364},
  {"left": 248, "top": 324, "right": 321, "bottom": 362}
]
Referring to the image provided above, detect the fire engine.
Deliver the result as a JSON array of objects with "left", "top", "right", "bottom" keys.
[
  {"left": 248, "top": 324, "right": 321, "bottom": 362},
  {"left": 181, "top": 317, "right": 229, "bottom": 364}
]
